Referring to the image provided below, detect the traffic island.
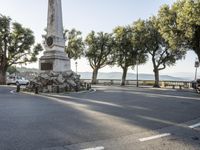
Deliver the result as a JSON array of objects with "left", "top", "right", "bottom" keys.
[{"left": 24, "top": 71, "right": 91, "bottom": 94}]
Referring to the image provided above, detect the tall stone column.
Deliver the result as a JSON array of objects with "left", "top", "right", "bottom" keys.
[
  {"left": 47, "top": 0, "right": 63, "bottom": 39},
  {"left": 39, "top": 0, "right": 71, "bottom": 72}
]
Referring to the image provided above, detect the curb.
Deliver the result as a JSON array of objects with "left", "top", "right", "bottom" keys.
[{"left": 11, "top": 88, "right": 97, "bottom": 99}]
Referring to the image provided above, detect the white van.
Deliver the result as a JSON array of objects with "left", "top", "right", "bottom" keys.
[{"left": 6, "top": 76, "right": 29, "bottom": 85}]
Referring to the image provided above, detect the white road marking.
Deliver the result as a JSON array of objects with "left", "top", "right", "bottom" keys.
[
  {"left": 139, "top": 133, "right": 171, "bottom": 142},
  {"left": 89, "top": 89, "right": 96, "bottom": 93},
  {"left": 105, "top": 90, "right": 200, "bottom": 101},
  {"left": 189, "top": 122, "right": 200, "bottom": 128},
  {"left": 71, "top": 89, "right": 96, "bottom": 94},
  {"left": 10, "top": 90, "right": 15, "bottom": 94},
  {"left": 81, "top": 146, "right": 104, "bottom": 150}
]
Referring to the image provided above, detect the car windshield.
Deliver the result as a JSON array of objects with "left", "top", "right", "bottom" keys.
[
  {"left": 8, "top": 77, "right": 15, "bottom": 80},
  {"left": 16, "top": 77, "right": 22, "bottom": 80}
]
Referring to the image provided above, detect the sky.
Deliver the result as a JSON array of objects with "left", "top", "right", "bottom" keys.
[{"left": 0, "top": 0, "right": 198, "bottom": 78}]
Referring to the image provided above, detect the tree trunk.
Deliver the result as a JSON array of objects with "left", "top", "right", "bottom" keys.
[
  {"left": 153, "top": 68, "right": 160, "bottom": 88},
  {"left": 91, "top": 68, "right": 99, "bottom": 84},
  {"left": 194, "top": 26, "right": 200, "bottom": 62},
  {"left": 121, "top": 67, "right": 128, "bottom": 86},
  {"left": 0, "top": 69, "right": 6, "bottom": 85}
]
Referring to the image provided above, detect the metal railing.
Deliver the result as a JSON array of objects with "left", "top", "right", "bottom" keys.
[{"left": 81, "top": 79, "right": 192, "bottom": 88}]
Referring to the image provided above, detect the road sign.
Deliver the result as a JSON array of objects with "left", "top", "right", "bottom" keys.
[{"left": 195, "top": 61, "right": 199, "bottom": 68}]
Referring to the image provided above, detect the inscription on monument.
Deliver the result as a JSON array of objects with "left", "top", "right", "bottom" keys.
[{"left": 41, "top": 63, "right": 53, "bottom": 70}]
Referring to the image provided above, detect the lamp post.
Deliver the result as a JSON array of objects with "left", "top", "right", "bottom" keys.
[
  {"left": 136, "top": 59, "right": 139, "bottom": 87},
  {"left": 75, "top": 62, "right": 78, "bottom": 74},
  {"left": 194, "top": 59, "right": 199, "bottom": 80}
]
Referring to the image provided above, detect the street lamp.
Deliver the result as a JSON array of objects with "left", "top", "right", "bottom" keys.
[
  {"left": 194, "top": 59, "right": 199, "bottom": 80},
  {"left": 75, "top": 62, "right": 78, "bottom": 74},
  {"left": 133, "top": 56, "right": 139, "bottom": 87},
  {"left": 136, "top": 59, "right": 139, "bottom": 87}
]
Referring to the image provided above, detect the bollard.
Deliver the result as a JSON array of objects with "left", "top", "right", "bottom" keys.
[
  {"left": 16, "top": 84, "right": 20, "bottom": 92},
  {"left": 69, "top": 86, "right": 72, "bottom": 92},
  {"left": 84, "top": 82, "right": 87, "bottom": 88},
  {"left": 75, "top": 85, "right": 78, "bottom": 92},
  {"left": 111, "top": 80, "right": 114, "bottom": 85},
  {"left": 89, "top": 83, "right": 91, "bottom": 89},
  {"left": 56, "top": 86, "right": 60, "bottom": 93},
  {"left": 86, "top": 83, "right": 91, "bottom": 90},
  {"left": 35, "top": 86, "right": 38, "bottom": 94},
  {"left": 65, "top": 86, "right": 68, "bottom": 92}
]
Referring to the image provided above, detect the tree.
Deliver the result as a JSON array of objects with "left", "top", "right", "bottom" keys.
[
  {"left": 64, "top": 29, "right": 84, "bottom": 60},
  {"left": 0, "top": 15, "right": 43, "bottom": 85},
  {"left": 133, "top": 18, "right": 185, "bottom": 87},
  {"left": 85, "top": 31, "right": 114, "bottom": 84},
  {"left": 113, "top": 25, "right": 147, "bottom": 86},
  {"left": 158, "top": 0, "right": 200, "bottom": 61}
]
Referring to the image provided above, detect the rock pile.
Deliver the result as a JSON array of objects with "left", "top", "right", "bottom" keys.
[{"left": 27, "top": 71, "right": 90, "bottom": 93}]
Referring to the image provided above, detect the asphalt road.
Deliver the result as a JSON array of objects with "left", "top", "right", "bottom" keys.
[{"left": 0, "top": 85, "right": 200, "bottom": 150}]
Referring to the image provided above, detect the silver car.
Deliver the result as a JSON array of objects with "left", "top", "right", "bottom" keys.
[{"left": 6, "top": 76, "right": 29, "bottom": 85}]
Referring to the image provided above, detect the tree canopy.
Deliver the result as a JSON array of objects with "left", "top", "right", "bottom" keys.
[
  {"left": 133, "top": 17, "right": 186, "bottom": 87},
  {"left": 158, "top": 0, "right": 200, "bottom": 60},
  {"left": 85, "top": 31, "right": 115, "bottom": 84},
  {"left": 113, "top": 25, "right": 147, "bottom": 86},
  {"left": 64, "top": 29, "right": 84, "bottom": 60},
  {"left": 0, "top": 15, "right": 43, "bottom": 84}
]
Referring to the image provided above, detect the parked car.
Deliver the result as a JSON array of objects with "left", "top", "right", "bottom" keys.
[
  {"left": 6, "top": 76, "right": 29, "bottom": 85},
  {"left": 192, "top": 79, "right": 200, "bottom": 93}
]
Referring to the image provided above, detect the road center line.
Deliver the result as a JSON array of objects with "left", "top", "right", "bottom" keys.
[
  {"left": 189, "top": 122, "right": 200, "bottom": 128},
  {"left": 139, "top": 133, "right": 171, "bottom": 142},
  {"left": 81, "top": 146, "right": 104, "bottom": 150}
]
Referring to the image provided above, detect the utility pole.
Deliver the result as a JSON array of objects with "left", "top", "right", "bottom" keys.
[
  {"left": 75, "top": 62, "right": 78, "bottom": 74},
  {"left": 195, "top": 59, "right": 199, "bottom": 80}
]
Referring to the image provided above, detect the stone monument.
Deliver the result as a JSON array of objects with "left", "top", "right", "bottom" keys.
[
  {"left": 39, "top": 0, "right": 71, "bottom": 72},
  {"left": 28, "top": 0, "right": 88, "bottom": 93}
]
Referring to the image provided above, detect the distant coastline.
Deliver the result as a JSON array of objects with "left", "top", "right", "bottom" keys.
[
  {"left": 78, "top": 72, "right": 190, "bottom": 81},
  {"left": 15, "top": 67, "right": 193, "bottom": 81}
]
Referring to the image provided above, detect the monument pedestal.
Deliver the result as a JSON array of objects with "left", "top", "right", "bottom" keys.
[{"left": 39, "top": 50, "right": 71, "bottom": 72}]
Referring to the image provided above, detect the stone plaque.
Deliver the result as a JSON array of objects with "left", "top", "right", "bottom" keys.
[{"left": 41, "top": 63, "right": 53, "bottom": 70}]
